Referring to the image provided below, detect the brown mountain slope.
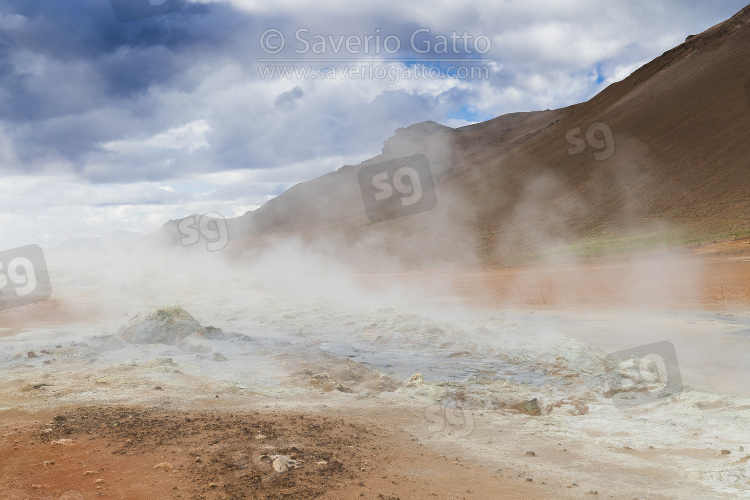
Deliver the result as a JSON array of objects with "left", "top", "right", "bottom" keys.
[{"left": 161, "top": 5, "right": 750, "bottom": 268}]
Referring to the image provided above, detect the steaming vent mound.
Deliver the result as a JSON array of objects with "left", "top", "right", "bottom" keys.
[{"left": 118, "top": 305, "right": 211, "bottom": 345}]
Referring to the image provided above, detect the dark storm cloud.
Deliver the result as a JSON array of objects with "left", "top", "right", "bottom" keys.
[{"left": 0, "top": 0, "right": 251, "bottom": 175}]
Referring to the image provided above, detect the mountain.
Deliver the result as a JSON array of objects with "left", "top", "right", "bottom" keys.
[{"left": 161, "top": 5, "right": 750, "bottom": 269}]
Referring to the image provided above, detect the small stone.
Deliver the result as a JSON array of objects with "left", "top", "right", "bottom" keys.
[
  {"left": 43, "top": 460, "right": 54, "bottom": 466},
  {"left": 512, "top": 398, "right": 542, "bottom": 416},
  {"left": 94, "top": 478, "right": 104, "bottom": 483},
  {"left": 27, "top": 351, "right": 37, "bottom": 358},
  {"left": 525, "top": 451, "right": 536, "bottom": 456},
  {"left": 53, "top": 415, "right": 66, "bottom": 422},
  {"left": 405, "top": 373, "right": 424, "bottom": 388},
  {"left": 154, "top": 386, "right": 163, "bottom": 391},
  {"left": 51, "top": 439, "right": 74, "bottom": 445},
  {"left": 85, "top": 471, "right": 96, "bottom": 475},
  {"left": 261, "top": 454, "right": 300, "bottom": 473},
  {"left": 153, "top": 462, "right": 174, "bottom": 470},
  {"left": 721, "top": 449, "right": 731, "bottom": 455},
  {"left": 212, "top": 352, "right": 227, "bottom": 362},
  {"left": 209, "top": 483, "right": 219, "bottom": 488}
]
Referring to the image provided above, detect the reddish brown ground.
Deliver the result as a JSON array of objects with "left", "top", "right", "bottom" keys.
[
  {"left": 2, "top": 240, "right": 749, "bottom": 499},
  {"left": 358, "top": 239, "right": 750, "bottom": 310},
  {"left": 0, "top": 406, "right": 552, "bottom": 500}
]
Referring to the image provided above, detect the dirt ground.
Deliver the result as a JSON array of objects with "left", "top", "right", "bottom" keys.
[
  {"left": 0, "top": 404, "right": 557, "bottom": 500},
  {"left": 2, "top": 240, "right": 749, "bottom": 499},
  {"left": 357, "top": 239, "right": 750, "bottom": 311}
]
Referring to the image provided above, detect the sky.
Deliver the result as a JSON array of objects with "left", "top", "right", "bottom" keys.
[{"left": 0, "top": 0, "right": 747, "bottom": 249}]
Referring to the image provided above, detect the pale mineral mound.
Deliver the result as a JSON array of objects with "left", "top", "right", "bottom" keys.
[{"left": 118, "top": 305, "right": 204, "bottom": 345}]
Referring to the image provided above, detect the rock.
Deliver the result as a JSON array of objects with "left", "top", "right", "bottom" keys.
[
  {"left": 51, "top": 439, "right": 75, "bottom": 445},
  {"left": 117, "top": 306, "right": 204, "bottom": 345},
  {"left": 94, "top": 478, "right": 104, "bottom": 483},
  {"left": 199, "top": 326, "right": 226, "bottom": 339},
  {"left": 525, "top": 451, "right": 536, "bottom": 456},
  {"left": 512, "top": 398, "right": 542, "bottom": 416},
  {"left": 721, "top": 449, "right": 731, "bottom": 455},
  {"left": 262, "top": 454, "right": 301, "bottom": 473},
  {"left": 212, "top": 352, "right": 228, "bottom": 362},
  {"left": 309, "top": 373, "right": 352, "bottom": 393},
  {"left": 153, "top": 462, "right": 174, "bottom": 470},
  {"left": 405, "top": 373, "right": 424, "bottom": 388},
  {"left": 27, "top": 351, "right": 37, "bottom": 358}
]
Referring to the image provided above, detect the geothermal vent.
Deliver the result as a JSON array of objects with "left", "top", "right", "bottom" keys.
[{"left": 117, "top": 305, "right": 205, "bottom": 345}]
